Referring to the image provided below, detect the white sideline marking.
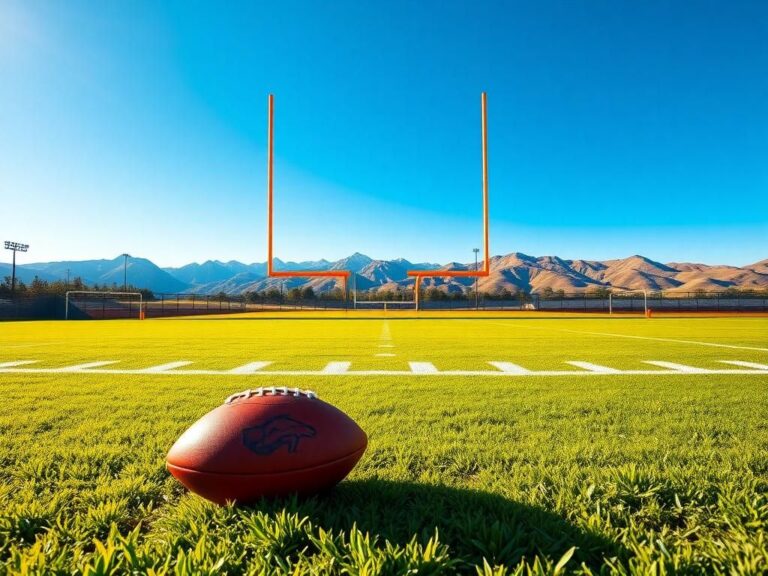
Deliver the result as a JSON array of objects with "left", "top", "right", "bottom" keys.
[
  {"left": 489, "top": 361, "right": 530, "bottom": 374},
  {"left": 486, "top": 321, "right": 768, "bottom": 353},
  {"left": 0, "top": 361, "right": 39, "bottom": 367},
  {"left": 322, "top": 362, "right": 351, "bottom": 374},
  {"left": 228, "top": 362, "right": 272, "bottom": 374},
  {"left": 719, "top": 360, "right": 768, "bottom": 370},
  {"left": 566, "top": 361, "right": 621, "bottom": 374},
  {"left": 55, "top": 361, "right": 120, "bottom": 372},
  {"left": 141, "top": 361, "right": 193, "bottom": 373},
  {"left": 643, "top": 361, "right": 711, "bottom": 373},
  {"left": 559, "top": 329, "right": 768, "bottom": 352},
  {"left": 410, "top": 362, "right": 439, "bottom": 374},
  {"left": 375, "top": 353, "right": 396, "bottom": 357}
]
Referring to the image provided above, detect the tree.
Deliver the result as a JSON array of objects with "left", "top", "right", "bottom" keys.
[
  {"left": 287, "top": 288, "right": 302, "bottom": 301},
  {"left": 301, "top": 286, "right": 316, "bottom": 300}
]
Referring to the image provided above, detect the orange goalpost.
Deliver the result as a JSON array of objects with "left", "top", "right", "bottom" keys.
[
  {"left": 266, "top": 94, "right": 351, "bottom": 296},
  {"left": 265, "top": 93, "right": 489, "bottom": 308}
]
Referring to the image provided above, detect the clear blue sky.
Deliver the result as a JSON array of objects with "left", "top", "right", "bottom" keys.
[{"left": 1, "top": 0, "right": 766, "bottom": 267}]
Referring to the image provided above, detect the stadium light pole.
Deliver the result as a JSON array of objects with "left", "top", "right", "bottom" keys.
[
  {"left": 473, "top": 248, "right": 480, "bottom": 309},
  {"left": 4, "top": 241, "right": 29, "bottom": 297},
  {"left": 121, "top": 253, "right": 131, "bottom": 291}
]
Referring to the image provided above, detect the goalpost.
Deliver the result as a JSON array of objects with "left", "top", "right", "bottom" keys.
[
  {"left": 65, "top": 291, "right": 143, "bottom": 320},
  {"left": 608, "top": 290, "right": 648, "bottom": 316}
]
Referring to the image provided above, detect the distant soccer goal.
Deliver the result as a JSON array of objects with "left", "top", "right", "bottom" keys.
[
  {"left": 65, "top": 291, "right": 143, "bottom": 320},
  {"left": 352, "top": 300, "right": 417, "bottom": 311},
  {"left": 608, "top": 290, "right": 648, "bottom": 316}
]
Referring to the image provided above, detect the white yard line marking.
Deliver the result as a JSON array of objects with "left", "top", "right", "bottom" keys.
[
  {"left": 0, "top": 366, "right": 765, "bottom": 377},
  {"left": 2, "top": 343, "right": 56, "bottom": 349},
  {"left": 141, "top": 361, "right": 193, "bottom": 373},
  {"left": 0, "top": 361, "right": 39, "bottom": 367},
  {"left": 228, "top": 362, "right": 273, "bottom": 374},
  {"left": 375, "top": 353, "right": 396, "bottom": 357},
  {"left": 1, "top": 359, "right": 766, "bottom": 377},
  {"left": 488, "top": 361, "right": 531, "bottom": 374},
  {"left": 55, "top": 361, "right": 120, "bottom": 372},
  {"left": 643, "top": 361, "right": 711, "bottom": 373},
  {"left": 409, "top": 362, "right": 439, "bottom": 374},
  {"left": 381, "top": 321, "right": 392, "bottom": 341},
  {"left": 719, "top": 360, "right": 768, "bottom": 370},
  {"left": 322, "top": 361, "right": 351, "bottom": 374},
  {"left": 566, "top": 361, "right": 622, "bottom": 374},
  {"left": 378, "top": 344, "right": 395, "bottom": 348}
]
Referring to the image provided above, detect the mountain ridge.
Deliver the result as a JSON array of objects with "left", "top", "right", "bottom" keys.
[{"left": 4, "top": 253, "right": 766, "bottom": 295}]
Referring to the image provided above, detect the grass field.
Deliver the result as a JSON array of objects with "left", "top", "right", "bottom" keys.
[{"left": 1, "top": 313, "right": 766, "bottom": 574}]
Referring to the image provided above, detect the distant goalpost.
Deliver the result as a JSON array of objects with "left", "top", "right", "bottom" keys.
[
  {"left": 65, "top": 291, "right": 143, "bottom": 320},
  {"left": 608, "top": 290, "right": 648, "bottom": 316}
]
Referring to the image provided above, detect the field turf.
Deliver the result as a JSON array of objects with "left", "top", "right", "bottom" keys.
[{"left": 0, "top": 314, "right": 766, "bottom": 574}]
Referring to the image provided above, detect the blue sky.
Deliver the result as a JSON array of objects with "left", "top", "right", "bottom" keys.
[{"left": 1, "top": 0, "right": 766, "bottom": 267}]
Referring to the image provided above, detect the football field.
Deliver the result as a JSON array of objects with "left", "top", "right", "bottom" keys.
[{"left": 1, "top": 314, "right": 766, "bottom": 573}]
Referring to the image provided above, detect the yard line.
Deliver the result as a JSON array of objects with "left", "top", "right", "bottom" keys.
[
  {"left": 378, "top": 344, "right": 395, "bottom": 348},
  {"left": 718, "top": 360, "right": 768, "bottom": 370},
  {"left": 375, "top": 353, "right": 396, "bottom": 357},
  {"left": 321, "top": 361, "right": 351, "bottom": 374},
  {"left": 141, "top": 361, "right": 193, "bottom": 373},
  {"left": 55, "top": 361, "right": 120, "bottom": 372},
  {"left": 228, "top": 361, "right": 272, "bottom": 374},
  {"left": 0, "top": 360, "right": 39, "bottom": 367},
  {"left": 1, "top": 366, "right": 767, "bottom": 377},
  {"left": 488, "top": 361, "right": 531, "bottom": 374},
  {"left": 409, "top": 362, "right": 439, "bottom": 374},
  {"left": 566, "top": 361, "right": 621, "bottom": 373},
  {"left": 643, "top": 361, "right": 711, "bottom": 373},
  {"left": 381, "top": 321, "right": 392, "bottom": 341}
]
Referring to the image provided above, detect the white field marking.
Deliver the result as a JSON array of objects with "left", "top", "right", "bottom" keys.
[
  {"left": 55, "top": 361, "right": 120, "bottom": 372},
  {"left": 380, "top": 321, "right": 392, "bottom": 341},
  {"left": 409, "top": 362, "right": 439, "bottom": 374},
  {"left": 322, "top": 361, "right": 351, "bottom": 374},
  {"left": 0, "top": 365, "right": 766, "bottom": 377},
  {"left": 378, "top": 344, "right": 395, "bottom": 348},
  {"left": 0, "top": 360, "right": 39, "bottom": 367},
  {"left": 2, "top": 343, "right": 56, "bottom": 349},
  {"left": 488, "top": 361, "right": 531, "bottom": 374},
  {"left": 375, "top": 353, "right": 396, "bottom": 357},
  {"left": 718, "top": 360, "right": 768, "bottom": 370},
  {"left": 566, "top": 361, "right": 622, "bottom": 374},
  {"left": 485, "top": 320, "right": 768, "bottom": 353},
  {"left": 228, "top": 362, "right": 272, "bottom": 374},
  {"left": 643, "top": 361, "right": 711, "bottom": 373},
  {"left": 141, "top": 361, "right": 193, "bottom": 373}
]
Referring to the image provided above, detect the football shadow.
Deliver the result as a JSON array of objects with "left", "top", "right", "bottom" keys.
[{"left": 249, "top": 478, "right": 625, "bottom": 570}]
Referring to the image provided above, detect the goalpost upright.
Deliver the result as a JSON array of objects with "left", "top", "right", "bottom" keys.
[
  {"left": 266, "top": 95, "right": 351, "bottom": 296},
  {"left": 407, "top": 92, "right": 490, "bottom": 309}
]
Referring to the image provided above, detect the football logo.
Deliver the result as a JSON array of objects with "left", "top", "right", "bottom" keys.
[{"left": 242, "top": 415, "right": 316, "bottom": 455}]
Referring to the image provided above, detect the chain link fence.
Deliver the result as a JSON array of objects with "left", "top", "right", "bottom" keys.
[{"left": 1, "top": 290, "right": 766, "bottom": 320}]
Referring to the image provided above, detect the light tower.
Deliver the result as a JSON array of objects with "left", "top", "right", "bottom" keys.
[{"left": 4, "top": 241, "right": 29, "bottom": 297}]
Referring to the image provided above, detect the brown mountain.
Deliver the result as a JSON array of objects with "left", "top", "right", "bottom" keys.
[{"left": 165, "top": 253, "right": 768, "bottom": 295}]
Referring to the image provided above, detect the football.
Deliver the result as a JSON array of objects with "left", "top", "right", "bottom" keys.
[{"left": 166, "top": 387, "right": 367, "bottom": 504}]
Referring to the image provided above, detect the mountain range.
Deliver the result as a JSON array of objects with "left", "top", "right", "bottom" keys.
[{"left": 2, "top": 253, "right": 766, "bottom": 296}]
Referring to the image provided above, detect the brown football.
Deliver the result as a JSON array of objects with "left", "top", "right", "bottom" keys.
[{"left": 166, "top": 387, "right": 367, "bottom": 504}]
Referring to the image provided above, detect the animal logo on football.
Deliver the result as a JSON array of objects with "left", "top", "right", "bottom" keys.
[{"left": 242, "top": 414, "right": 316, "bottom": 455}]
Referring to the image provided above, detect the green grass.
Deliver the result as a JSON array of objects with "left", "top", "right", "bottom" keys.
[{"left": 0, "top": 315, "right": 766, "bottom": 574}]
